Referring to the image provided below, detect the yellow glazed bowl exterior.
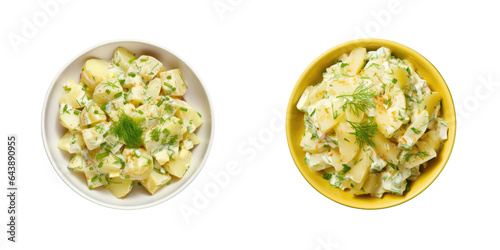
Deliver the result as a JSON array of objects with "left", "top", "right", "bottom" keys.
[{"left": 286, "top": 39, "right": 456, "bottom": 209}]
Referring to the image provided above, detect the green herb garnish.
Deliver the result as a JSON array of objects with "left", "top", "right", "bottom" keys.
[
  {"left": 128, "top": 56, "right": 136, "bottom": 64},
  {"left": 346, "top": 119, "right": 378, "bottom": 147},
  {"left": 110, "top": 114, "right": 144, "bottom": 148},
  {"left": 337, "top": 83, "right": 376, "bottom": 117},
  {"left": 309, "top": 108, "right": 316, "bottom": 117},
  {"left": 62, "top": 104, "right": 70, "bottom": 114},
  {"left": 411, "top": 127, "right": 422, "bottom": 134},
  {"left": 403, "top": 151, "right": 430, "bottom": 162},
  {"left": 340, "top": 164, "right": 351, "bottom": 175},
  {"left": 96, "top": 152, "right": 109, "bottom": 160}
]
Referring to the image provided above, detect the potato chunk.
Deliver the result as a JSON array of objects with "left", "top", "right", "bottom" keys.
[
  {"left": 335, "top": 122, "right": 359, "bottom": 163},
  {"left": 160, "top": 69, "right": 188, "bottom": 97},
  {"left": 81, "top": 59, "right": 121, "bottom": 91},
  {"left": 140, "top": 171, "right": 171, "bottom": 195},
  {"left": 112, "top": 47, "right": 135, "bottom": 71},
  {"left": 164, "top": 149, "right": 192, "bottom": 178},
  {"left": 109, "top": 177, "right": 134, "bottom": 198},
  {"left": 311, "top": 98, "right": 344, "bottom": 134}
]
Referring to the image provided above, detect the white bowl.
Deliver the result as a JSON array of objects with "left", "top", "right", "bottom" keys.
[{"left": 41, "top": 40, "right": 214, "bottom": 209}]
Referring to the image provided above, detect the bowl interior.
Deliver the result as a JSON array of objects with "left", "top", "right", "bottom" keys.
[
  {"left": 42, "top": 41, "right": 213, "bottom": 209},
  {"left": 286, "top": 39, "right": 456, "bottom": 209}
]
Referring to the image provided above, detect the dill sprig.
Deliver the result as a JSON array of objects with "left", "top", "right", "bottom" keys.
[
  {"left": 403, "top": 151, "right": 430, "bottom": 162},
  {"left": 337, "top": 83, "right": 376, "bottom": 117},
  {"left": 110, "top": 114, "right": 144, "bottom": 148},
  {"left": 347, "top": 119, "right": 378, "bottom": 147}
]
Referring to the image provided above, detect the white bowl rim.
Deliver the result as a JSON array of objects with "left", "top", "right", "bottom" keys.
[{"left": 41, "top": 39, "right": 215, "bottom": 210}]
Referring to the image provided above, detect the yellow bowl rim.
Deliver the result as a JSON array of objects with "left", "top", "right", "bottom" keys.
[{"left": 286, "top": 38, "right": 456, "bottom": 210}]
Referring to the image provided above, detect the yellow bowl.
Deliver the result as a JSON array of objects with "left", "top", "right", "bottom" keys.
[{"left": 286, "top": 39, "right": 456, "bottom": 209}]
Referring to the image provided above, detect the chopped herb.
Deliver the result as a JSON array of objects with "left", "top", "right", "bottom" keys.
[
  {"left": 114, "top": 92, "right": 122, "bottom": 98},
  {"left": 392, "top": 78, "right": 397, "bottom": 84},
  {"left": 103, "top": 81, "right": 120, "bottom": 89},
  {"left": 389, "top": 163, "right": 399, "bottom": 171},
  {"left": 340, "top": 164, "right": 351, "bottom": 175},
  {"left": 128, "top": 56, "right": 136, "bottom": 64},
  {"left": 403, "top": 151, "right": 430, "bottom": 162},
  {"left": 62, "top": 104, "right": 70, "bottom": 114},
  {"left": 341, "top": 63, "right": 349, "bottom": 68},
  {"left": 96, "top": 152, "right": 109, "bottom": 160},
  {"left": 167, "top": 135, "right": 178, "bottom": 145},
  {"left": 105, "top": 89, "right": 111, "bottom": 94},
  {"left": 180, "top": 107, "right": 188, "bottom": 112},
  {"left": 150, "top": 128, "right": 161, "bottom": 142},
  {"left": 411, "top": 127, "right": 422, "bottom": 135},
  {"left": 164, "top": 105, "right": 174, "bottom": 113},
  {"left": 353, "top": 158, "right": 363, "bottom": 165},
  {"left": 128, "top": 72, "right": 136, "bottom": 77},
  {"left": 150, "top": 63, "right": 159, "bottom": 74},
  {"left": 309, "top": 108, "right": 316, "bottom": 117},
  {"left": 113, "top": 156, "right": 125, "bottom": 166},
  {"left": 323, "top": 173, "right": 333, "bottom": 180},
  {"left": 384, "top": 98, "right": 392, "bottom": 106},
  {"left": 98, "top": 162, "right": 103, "bottom": 168},
  {"left": 366, "top": 63, "right": 380, "bottom": 69},
  {"left": 163, "top": 82, "right": 176, "bottom": 91}
]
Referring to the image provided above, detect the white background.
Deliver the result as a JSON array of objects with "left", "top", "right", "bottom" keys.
[{"left": 1, "top": 0, "right": 499, "bottom": 249}]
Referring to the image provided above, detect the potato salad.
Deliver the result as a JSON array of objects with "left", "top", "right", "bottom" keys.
[
  {"left": 297, "top": 47, "right": 448, "bottom": 197},
  {"left": 57, "top": 47, "right": 203, "bottom": 198}
]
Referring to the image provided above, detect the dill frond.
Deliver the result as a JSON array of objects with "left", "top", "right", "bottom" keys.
[
  {"left": 337, "top": 83, "right": 376, "bottom": 117},
  {"left": 346, "top": 119, "right": 378, "bottom": 147}
]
